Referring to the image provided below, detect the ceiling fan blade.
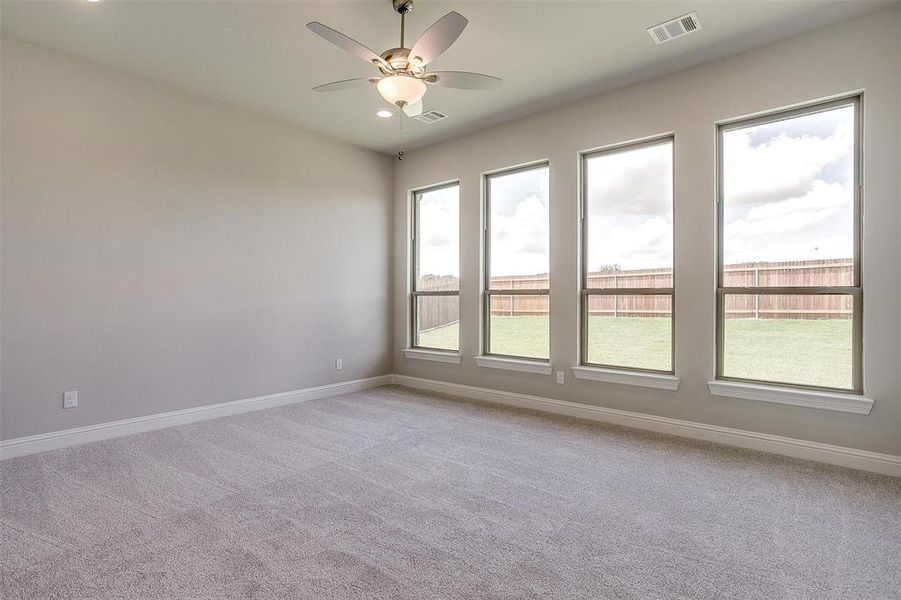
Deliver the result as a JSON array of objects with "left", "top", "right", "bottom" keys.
[
  {"left": 409, "top": 11, "right": 468, "bottom": 67},
  {"left": 306, "top": 22, "right": 387, "bottom": 68},
  {"left": 312, "top": 77, "right": 377, "bottom": 93},
  {"left": 402, "top": 101, "right": 423, "bottom": 117},
  {"left": 427, "top": 71, "right": 501, "bottom": 90}
]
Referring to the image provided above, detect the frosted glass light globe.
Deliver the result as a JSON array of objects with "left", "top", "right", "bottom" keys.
[{"left": 377, "top": 74, "right": 427, "bottom": 107}]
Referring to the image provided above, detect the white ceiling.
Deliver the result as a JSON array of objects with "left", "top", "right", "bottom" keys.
[{"left": 1, "top": 0, "right": 887, "bottom": 154}]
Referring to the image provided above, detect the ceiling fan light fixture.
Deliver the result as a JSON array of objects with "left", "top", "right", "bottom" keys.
[
  {"left": 376, "top": 74, "right": 427, "bottom": 107},
  {"left": 307, "top": 8, "right": 500, "bottom": 115}
]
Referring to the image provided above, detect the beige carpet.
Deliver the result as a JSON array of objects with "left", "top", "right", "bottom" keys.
[{"left": 1, "top": 385, "right": 899, "bottom": 599}]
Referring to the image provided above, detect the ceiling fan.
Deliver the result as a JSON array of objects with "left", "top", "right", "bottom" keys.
[{"left": 307, "top": 0, "right": 501, "bottom": 117}]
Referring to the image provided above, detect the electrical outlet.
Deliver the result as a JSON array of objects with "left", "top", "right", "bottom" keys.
[
  {"left": 556, "top": 371, "right": 565, "bottom": 385},
  {"left": 335, "top": 358, "right": 343, "bottom": 371},
  {"left": 63, "top": 391, "right": 78, "bottom": 409}
]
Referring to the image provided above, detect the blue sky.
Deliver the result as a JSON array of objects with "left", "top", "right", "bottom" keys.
[
  {"left": 585, "top": 140, "right": 673, "bottom": 272},
  {"left": 722, "top": 104, "right": 854, "bottom": 265},
  {"left": 488, "top": 166, "right": 549, "bottom": 277},
  {"left": 417, "top": 185, "right": 460, "bottom": 279},
  {"left": 417, "top": 103, "right": 854, "bottom": 278}
]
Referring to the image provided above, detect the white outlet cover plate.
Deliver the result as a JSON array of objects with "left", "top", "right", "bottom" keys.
[{"left": 63, "top": 391, "right": 78, "bottom": 408}]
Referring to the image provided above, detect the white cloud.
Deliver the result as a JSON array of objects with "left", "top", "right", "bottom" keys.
[
  {"left": 589, "top": 216, "right": 672, "bottom": 271},
  {"left": 723, "top": 107, "right": 852, "bottom": 205},
  {"left": 419, "top": 108, "right": 854, "bottom": 278},
  {"left": 722, "top": 107, "right": 855, "bottom": 264},
  {"left": 417, "top": 188, "right": 459, "bottom": 278},
  {"left": 585, "top": 142, "right": 673, "bottom": 271},
  {"left": 491, "top": 193, "right": 549, "bottom": 276},
  {"left": 739, "top": 180, "right": 847, "bottom": 225},
  {"left": 586, "top": 142, "right": 672, "bottom": 217},
  {"left": 724, "top": 180, "right": 852, "bottom": 263}
]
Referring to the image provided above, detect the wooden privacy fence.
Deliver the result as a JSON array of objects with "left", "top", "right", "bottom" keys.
[
  {"left": 417, "top": 275, "right": 460, "bottom": 332},
  {"left": 721, "top": 259, "right": 853, "bottom": 319},
  {"left": 417, "top": 258, "right": 853, "bottom": 330}
]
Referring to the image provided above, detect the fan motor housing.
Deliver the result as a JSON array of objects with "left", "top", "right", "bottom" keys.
[{"left": 379, "top": 47, "right": 424, "bottom": 76}]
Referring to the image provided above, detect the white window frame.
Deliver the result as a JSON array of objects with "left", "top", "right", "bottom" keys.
[
  {"left": 482, "top": 161, "right": 551, "bottom": 363},
  {"left": 715, "top": 95, "right": 863, "bottom": 394},
  {"left": 579, "top": 135, "right": 676, "bottom": 376},
  {"left": 410, "top": 181, "right": 460, "bottom": 353}
]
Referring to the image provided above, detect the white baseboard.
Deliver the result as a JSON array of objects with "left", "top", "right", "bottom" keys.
[
  {"left": 0, "top": 375, "right": 392, "bottom": 460},
  {"left": 391, "top": 374, "right": 901, "bottom": 478},
  {"left": 4, "top": 373, "right": 898, "bottom": 478}
]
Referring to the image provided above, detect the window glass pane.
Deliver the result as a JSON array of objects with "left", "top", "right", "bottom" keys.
[
  {"left": 488, "top": 165, "right": 549, "bottom": 281},
  {"left": 488, "top": 294, "right": 548, "bottom": 359},
  {"left": 722, "top": 294, "right": 853, "bottom": 390},
  {"left": 415, "top": 295, "right": 459, "bottom": 351},
  {"left": 722, "top": 104, "right": 855, "bottom": 286},
  {"left": 416, "top": 185, "right": 459, "bottom": 291},
  {"left": 586, "top": 294, "right": 672, "bottom": 371},
  {"left": 585, "top": 141, "right": 673, "bottom": 289}
]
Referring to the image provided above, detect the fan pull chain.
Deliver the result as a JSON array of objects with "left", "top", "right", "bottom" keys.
[{"left": 397, "top": 107, "right": 406, "bottom": 161}]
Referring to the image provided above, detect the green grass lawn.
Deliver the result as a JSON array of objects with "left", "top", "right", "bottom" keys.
[
  {"left": 587, "top": 316, "right": 671, "bottom": 371},
  {"left": 723, "top": 318, "right": 851, "bottom": 389},
  {"left": 419, "top": 316, "right": 852, "bottom": 389}
]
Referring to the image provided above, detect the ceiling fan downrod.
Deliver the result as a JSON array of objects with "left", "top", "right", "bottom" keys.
[{"left": 394, "top": 0, "right": 414, "bottom": 47}]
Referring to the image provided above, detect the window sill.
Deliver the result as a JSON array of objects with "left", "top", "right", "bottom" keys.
[
  {"left": 572, "top": 366, "right": 680, "bottom": 390},
  {"left": 402, "top": 349, "right": 461, "bottom": 364},
  {"left": 707, "top": 380, "right": 873, "bottom": 415},
  {"left": 475, "top": 356, "right": 552, "bottom": 375}
]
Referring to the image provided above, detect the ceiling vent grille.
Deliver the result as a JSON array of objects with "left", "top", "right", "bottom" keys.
[
  {"left": 414, "top": 110, "right": 447, "bottom": 124},
  {"left": 647, "top": 12, "right": 701, "bottom": 45}
]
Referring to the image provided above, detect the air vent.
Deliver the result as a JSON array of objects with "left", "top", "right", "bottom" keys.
[
  {"left": 414, "top": 110, "right": 447, "bottom": 124},
  {"left": 647, "top": 12, "right": 701, "bottom": 45}
]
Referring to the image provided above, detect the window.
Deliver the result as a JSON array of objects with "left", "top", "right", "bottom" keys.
[
  {"left": 483, "top": 163, "right": 550, "bottom": 361},
  {"left": 580, "top": 137, "right": 675, "bottom": 373},
  {"left": 717, "top": 97, "right": 861, "bottom": 392},
  {"left": 411, "top": 182, "right": 459, "bottom": 351}
]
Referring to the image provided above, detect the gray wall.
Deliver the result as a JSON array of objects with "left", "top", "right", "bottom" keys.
[
  {"left": 393, "top": 6, "right": 901, "bottom": 455},
  {"left": 1, "top": 37, "right": 394, "bottom": 440}
]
